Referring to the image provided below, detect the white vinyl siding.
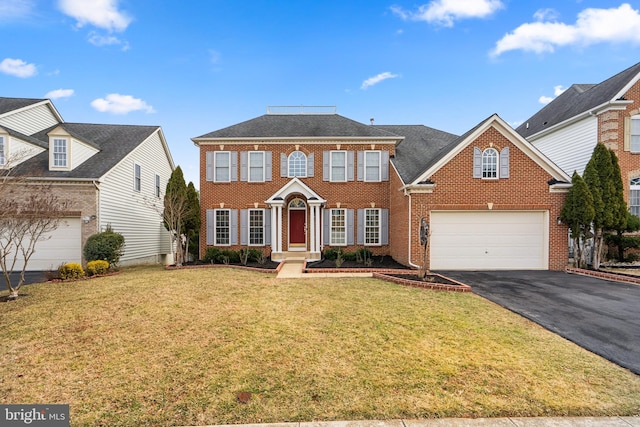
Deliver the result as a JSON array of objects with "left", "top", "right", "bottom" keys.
[
  {"left": 0, "top": 136, "right": 5, "bottom": 165},
  {"left": 99, "top": 130, "right": 174, "bottom": 265},
  {"left": 0, "top": 102, "right": 60, "bottom": 135},
  {"left": 531, "top": 116, "right": 597, "bottom": 177},
  {"left": 430, "top": 211, "right": 548, "bottom": 270}
]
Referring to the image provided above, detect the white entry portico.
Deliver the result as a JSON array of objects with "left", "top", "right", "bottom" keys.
[{"left": 266, "top": 178, "right": 326, "bottom": 261}]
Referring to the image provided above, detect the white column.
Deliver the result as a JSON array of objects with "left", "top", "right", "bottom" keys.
[
  {"left": 276, "top": 205, "right": 283, "bottom": 253},
  {"left": 309, "top": 205, "right": 315, "bottom": 253},
  {"left": 270, "top": 206, "right": 277, "bottom": 253},
  {"left": 315, "top": 205, "right": 321, "bottom": 253}
]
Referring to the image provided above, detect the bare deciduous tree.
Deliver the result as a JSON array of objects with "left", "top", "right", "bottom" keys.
[{"left": 0, "top": 153, "right": 70, "bottom": 299}]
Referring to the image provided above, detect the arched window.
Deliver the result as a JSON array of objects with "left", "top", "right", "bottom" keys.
[
  {"left": 288, "top": 151, "right": 307, "bottom": 177},
  {"left": 289, "top": 198, "right": 306, "bottom": 209},
  {"left": 482, "top": 148, "right": 498, "bottom": 179},
  {"left": 630, "top": 177, "right": 640, "bottom": 217}
]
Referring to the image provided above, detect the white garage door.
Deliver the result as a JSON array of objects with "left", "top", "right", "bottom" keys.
[
  {"left": 7, "top": 217, "right": 82, "bottom": 271},
  {"left": 430, "top": 211, "right": 548, "bottom": 270}
]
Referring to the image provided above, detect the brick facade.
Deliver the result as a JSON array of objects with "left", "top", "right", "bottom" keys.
[
  {"left": 199, "top": 142, "right": 395, "bottom": 257},
  {"left": 389, "top": 126, "right": 568, "bottom": 271}
]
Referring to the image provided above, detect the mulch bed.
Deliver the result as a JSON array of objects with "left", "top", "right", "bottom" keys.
[
  {"left": 374, "top": 272, "right": 472, "bottom": 292},
  {"left": 305, "top": 256, "right": 409, "bottom": 270}
]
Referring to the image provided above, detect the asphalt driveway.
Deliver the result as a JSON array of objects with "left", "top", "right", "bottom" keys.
[{"left": 437, "top": 270, "right": 640, "bottom": 375}]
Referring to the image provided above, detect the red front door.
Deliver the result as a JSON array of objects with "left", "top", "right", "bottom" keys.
[{"left": 289, "top": 210, "right": 306, "bottom": 245}]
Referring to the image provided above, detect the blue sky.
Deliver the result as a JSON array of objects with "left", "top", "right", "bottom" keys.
[{"left": 2, "top": 0, "right": 640, "bottom": 187}]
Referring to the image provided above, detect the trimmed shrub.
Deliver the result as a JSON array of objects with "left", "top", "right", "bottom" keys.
[
  {"left": 202, "top": 247, "right": 221, "bottom": 264},
  {"left": 324, "top": 248, "right": 340, "bottom": 260},
  {"left": 86, "top": 260, "right": 109, "bottom": 276},
  {"left": 59, "top": 263, "right": 85, "bottom": 280},
  {"left": 83, "top": 225, "right": 125, "bottom": 266}
]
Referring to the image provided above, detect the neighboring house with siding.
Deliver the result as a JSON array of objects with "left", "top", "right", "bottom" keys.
[
  {"left": 517, "top": 61, "right": 640, "bottom": 216},
  {"left": 0, "top": 97, "right": 175, "bottom": 271},
  {"left": 194, "top": 108, "right": 570, "bottom": 270}
]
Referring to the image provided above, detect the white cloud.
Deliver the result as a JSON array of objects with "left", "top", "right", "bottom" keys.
[
  {"left": 0, "top": 0, "right": 35, "bottom": 21},
  {"left": 391, "top": 0, "right": 504, "bottom": 27},
  {"left": 533, "top": 8, "right": 559, "bottom": 22},
  {"left": 45, "top": 89, "right": 75, "bottom": 100},
  {"left": 0, "top": 58, "right": 37, "bottom": 78},
  {"left": 88, "top": 31, "right": 129, "bottom": 50},
  {"left": 361, "top": 72, "right": 399, "bottom": 89},
  {"left": 538, "top": 85, "right": 566, "bottom": 105},
  {"left": 91, "top": 94, "right": 155, "bottom": 114},
  {"left": 492, "top": 3, "right": 640, "bottom": 56},
  {"left": 58, "top": 0, "right": 132, "bottom": 32}
]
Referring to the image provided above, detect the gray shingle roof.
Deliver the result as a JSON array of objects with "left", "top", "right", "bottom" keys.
[
  {"left": 194, "top": 114, "right": 401, "bottom": 139},
  {"left": 517, "top": 61, "right": 640, "bottom": 138},
  {"left": 0, "top": 97, "right": 47, "bottom": 116},
  {"left": 11, "top": 123, "right": 160, "bottom": 179},
  {"left": 377, "top": 125, "right": 459, "bottom": 184}
]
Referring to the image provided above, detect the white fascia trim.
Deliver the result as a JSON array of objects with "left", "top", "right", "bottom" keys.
[
  {"left": 402, "top": 183, "right": 435, "bottom": 194},
  {"left": 527, "top": 100, "right": 632, "bottom": 142},
  {"left": 614, "top": 71, "right": 640, "bottom": 101},
  {"left": 550, "top": 183, "right": 572, "bottom": 193},
  {"left": 192, "top": 136, "right": 403, "bottom": 146}
]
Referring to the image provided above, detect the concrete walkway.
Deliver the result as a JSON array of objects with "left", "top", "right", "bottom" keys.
[
  {"left": 194, "top": 416, "right": 640, "bottom": 427},
  {"left": 276, "top": 260, "right": 372, "bottom": 279}
]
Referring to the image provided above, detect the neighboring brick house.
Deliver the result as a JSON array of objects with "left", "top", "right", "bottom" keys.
[
  {"left": 0, "top": 97, "right": 175, "bottom": 270},
  {"left": 517, "top": 61, "right": 640, "bottom": 217},
  {"left": 194, "top": 108, "right": 571, "bottom": 270}
]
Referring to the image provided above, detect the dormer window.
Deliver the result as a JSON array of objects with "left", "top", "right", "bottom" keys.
[
  {"left": 0, "top": 136, "right": 5, "bottom": 166},
  {"left": 53, "top": 138, "right": 68, "bottom": 168}
]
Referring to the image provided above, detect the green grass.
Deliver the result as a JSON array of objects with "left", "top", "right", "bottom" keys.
[{"left": 1, "top": 265, "right": 640, "bottom": 426}]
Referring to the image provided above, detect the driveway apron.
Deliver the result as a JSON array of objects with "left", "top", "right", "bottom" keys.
[{"left": 437, "top": 270, "right": 640, "bottom": 375}]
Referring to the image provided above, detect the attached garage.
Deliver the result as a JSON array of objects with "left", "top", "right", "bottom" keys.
[
  {"left": 8, "top": 217, "right": 82, "bottom": 271},
  {"left": 430, "top": 211, "right": 549, "bottom": 270}
]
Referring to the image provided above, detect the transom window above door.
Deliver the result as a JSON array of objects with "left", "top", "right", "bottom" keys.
[{"left": 289, "top": 198, "right": 306, "bottom": 209}]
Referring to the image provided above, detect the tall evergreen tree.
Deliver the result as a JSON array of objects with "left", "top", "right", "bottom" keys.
[
  {"left": 561, "top": 171, "right": 595, "bottom": 268},
  {"left": 184, "top": 182, "right": 200, "bottom": 260}
]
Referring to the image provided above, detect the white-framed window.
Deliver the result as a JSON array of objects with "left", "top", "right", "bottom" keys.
[
  {"left": 249, "top": 209, "right": 264, "bottom": 245},
  {"left": 215, "top": 151, "right": 231, "bottom": 182},
  {"left": 330, "top": 150, "right": 347, "bottom": 182},
  {"left": 630, "top": 177, "right": 640, "bottom": 217},
  {"left": 631, "top": 116, "right": 640, "bottom": 153},
  {"left": 155, "top": 174, "right": 161, "bottom": 197},
  {"left": 330, "top": 208, "right": 346, "bottom": 246},
  {"left": 0, "top": 136, "right": 5, "bottom": 166},
  {"left": 288, "top": 151, "right": 307, "bottom": 178},
  {"left": 134, "top": 163, "right": 141, "bottom": 192},
  {"left": 215, "top": 209, "right": 231, "bottom": 245},
  {"left": 482, "top": 148, "right": 498, "bottom": 179},
  {"left": 53, "top": 138, "right": 68, "bottom": 168},
  {"left": 364, "top": 151, "right": 381, "bottom": 182},
  {"left": 249, "top": 151, "right": 265, "bottom": 182},
  {"left": 365, "top": 208, "right": 380, "bottom": 245}
]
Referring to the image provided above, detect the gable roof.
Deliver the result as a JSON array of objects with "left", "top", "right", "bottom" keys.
[
  {"left": 377, "top": 125, "right": 459, "bottom": 184},
  {"left": 193, "top": 113, "right": 402, "bottom": 141},
  {"left": 11, "top": 123, "right": 170, "bottom": 180},
  {"left": 407, "top": 114, "right": 570, "bottom": 187},
  {"left": 517, "top": 61, "right": 640, "bottom": 139},
  {"left": 0, "top": 96, "right": 64, "bottom": 123}
]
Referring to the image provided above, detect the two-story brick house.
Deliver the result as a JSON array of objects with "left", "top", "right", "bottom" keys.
[
  {"left": 194, "top": 108, "right": 571, "bottom": 270},
  {"left": 517, "top": 61, "right": 640, "bottom": 217}
]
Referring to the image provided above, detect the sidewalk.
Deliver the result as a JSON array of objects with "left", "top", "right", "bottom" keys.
[
  {"left": 194, "top": 417, "right": 640, "bottom": 427},
  {"left": 276, "top": 260, "right": 372, "bottom": 279}
]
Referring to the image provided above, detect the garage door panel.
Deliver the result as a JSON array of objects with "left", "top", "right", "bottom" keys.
[
  {"left": 430, "top": 211, "right": 548, "bottom": 270},
  {"left": 3, "top": 218, "right": 82, "bottom": 271}
]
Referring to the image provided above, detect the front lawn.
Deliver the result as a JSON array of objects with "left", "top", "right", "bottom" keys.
[{"left": 2, "top": 265, "right": 640, "bottom": 426}]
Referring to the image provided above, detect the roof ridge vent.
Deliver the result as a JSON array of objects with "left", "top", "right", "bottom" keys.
[{"left": 266, "top": 106, "right": 337, "bottom": 115}]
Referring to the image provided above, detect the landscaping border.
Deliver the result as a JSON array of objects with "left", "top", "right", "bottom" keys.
[
  {"left": 165, "top": 262, "right": 283, "bottom": 274},
  {"left": 566, "top": 267, "right": 640, "bottom": 286}
]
